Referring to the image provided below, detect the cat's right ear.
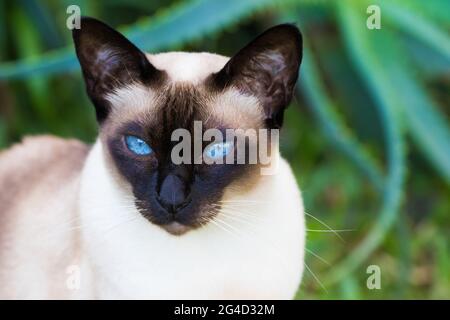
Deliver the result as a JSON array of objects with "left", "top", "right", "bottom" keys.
[{"left": 72, "top": 17, "right": 164, "bottom": 122}]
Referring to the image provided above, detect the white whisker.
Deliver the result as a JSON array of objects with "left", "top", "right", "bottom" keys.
[
  {"left": 305, "top": 248, "right": 330, "bottom": 266},
  {"left": 304, "top": 212, "right": 346, "bottom": 243},
  {"left": 306, "top": 229, "right": 355, "bottom": 233},
  {"left": 304, "top": 262, "right": 328, "bottom": 293}
]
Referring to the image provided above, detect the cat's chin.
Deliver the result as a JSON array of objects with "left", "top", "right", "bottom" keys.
[{"left": 161, "top": 222, "right": 192, "bottom": 236}]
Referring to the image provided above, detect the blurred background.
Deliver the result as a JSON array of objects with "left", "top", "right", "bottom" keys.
[{"left": 0, "top": 0, "right": 449, "bottom": 299}]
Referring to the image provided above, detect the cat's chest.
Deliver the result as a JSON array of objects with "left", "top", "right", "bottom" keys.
[{"left": 83, "top": 212, "right": 303, "bottom": 299}]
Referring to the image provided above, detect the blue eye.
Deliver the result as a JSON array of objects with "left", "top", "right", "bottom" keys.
[
  {"left": 205, "top": 141, "right": 233, "bottom": 159},
  {"left": 125, "top": 135, "right": 152, "bottom": 155}
]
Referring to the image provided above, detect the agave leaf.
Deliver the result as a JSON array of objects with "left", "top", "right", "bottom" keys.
[
  {"left": 10, "top": 5, "right": 54, "bottom": 121},
  {"left": 0, "top": 0, "right": 307, "bottom": 80},
  {"left": 323, "top": 1, "right": 406, "bottom": 285},
  {"left": 391, "top": 58, "right": 450, "bottom": 184},
  {"left": 366, "top": 1, "right": 450, "bottom": 182},
  {"left": 278, "top": 10, "right": 384, "bottom": 190},
  {"left": 381, "top": 0, "right": 450, "bottom": 63},
  {"left": 299, "top": 43, "right": 384, "bottom": 190},
  {"left": 339, "top": 275, "right": 362, "bottom": 300},
  {"left": 19, "top": 0, "right": 64, "bottom": 49},
  {"left": 405, "top": 37, "right": 450, "bottom": 76},
  {"left": 396, "top": 0, "right": 450, "bottom": 27},
  {"left": 0, "top": 0, "right": 6, "bottom": 60}
]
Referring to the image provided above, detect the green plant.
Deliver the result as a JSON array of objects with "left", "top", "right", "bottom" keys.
[{"left": 0, "top": 0, "right": 449, "bottom": 298}]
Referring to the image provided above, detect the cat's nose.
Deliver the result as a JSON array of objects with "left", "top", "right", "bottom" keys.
[{"left": 157, "top": 174, "right": 189, "bottom": 213}]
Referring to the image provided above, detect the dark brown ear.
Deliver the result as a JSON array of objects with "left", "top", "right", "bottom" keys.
[
  {"left": 72, "top": 17, "right": 164, "bottom": 122},
  {"left": 213, "top": 24, "right": 302, "bottom": 128}
]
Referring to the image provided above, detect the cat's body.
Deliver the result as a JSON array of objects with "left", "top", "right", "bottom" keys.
[
  {"left": 0, "top": 136, "right": 87, "bottom": 298},
  {"left": 0, "top": 20, "right": 305, "bottom": 299}
]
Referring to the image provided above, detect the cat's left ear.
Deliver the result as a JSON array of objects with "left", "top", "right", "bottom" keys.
[{"left": 213, "top": 24, "right": 302, "bottom": 128}]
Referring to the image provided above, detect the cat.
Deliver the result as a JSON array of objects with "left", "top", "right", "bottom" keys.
[{"left": 0, "top": 17, "right": 304, "bottom": 299}]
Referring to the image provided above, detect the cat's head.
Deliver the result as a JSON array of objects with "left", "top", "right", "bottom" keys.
[{"left": 73, "top": 17, "right": 302, "bottom": 235}]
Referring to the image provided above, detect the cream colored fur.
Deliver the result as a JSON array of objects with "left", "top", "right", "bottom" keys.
[{"left": 77, "top": 141, "right": 304, "bottom": 299}]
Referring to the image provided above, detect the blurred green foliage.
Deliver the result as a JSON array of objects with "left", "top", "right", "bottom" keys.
[{"left": 0, "top": 0, "right": 449, "bottom": 299}]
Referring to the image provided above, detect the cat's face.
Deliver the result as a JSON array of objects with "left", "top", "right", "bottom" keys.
[{"left": 73, "top": 17, "right": 302, "bottom": 235}]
